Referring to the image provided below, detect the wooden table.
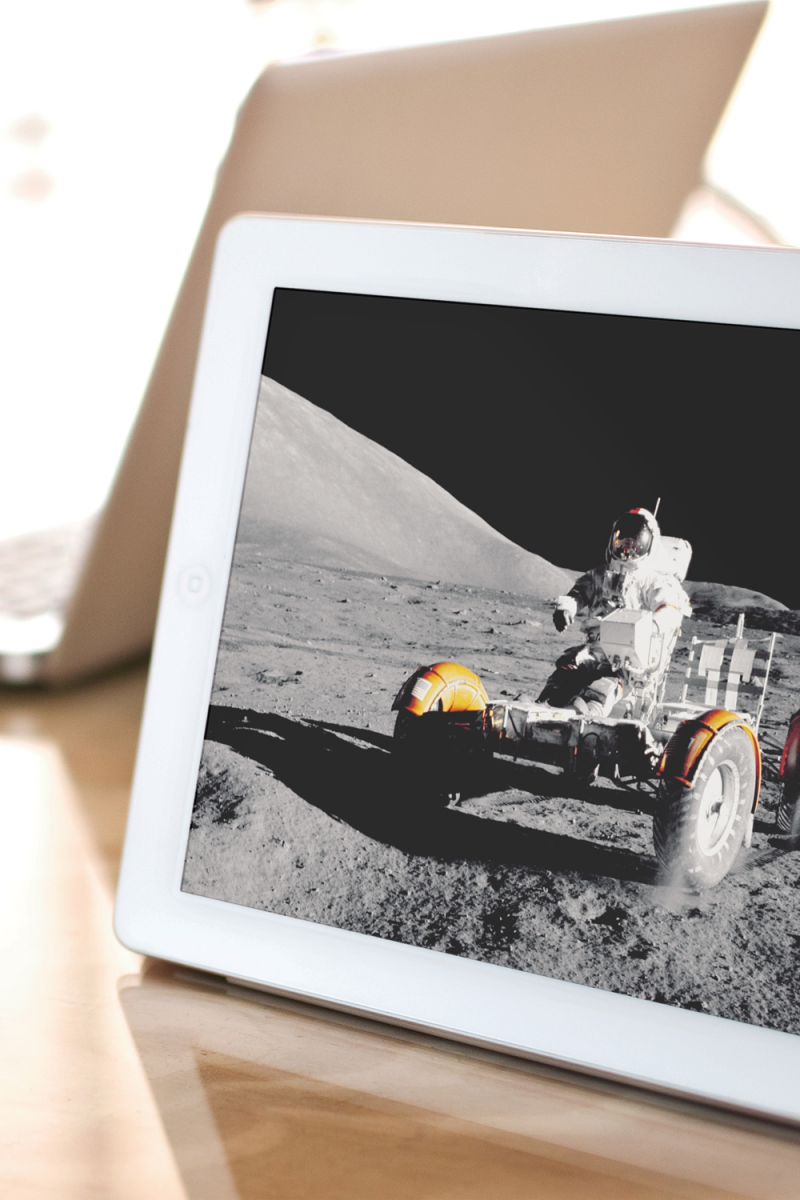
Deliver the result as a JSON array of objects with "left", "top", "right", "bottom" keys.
[{"left": 2, "top": 664, "right": 799, "bottom": 1199}]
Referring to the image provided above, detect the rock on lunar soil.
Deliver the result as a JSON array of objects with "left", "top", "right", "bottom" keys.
[{"left": 182, "top": 550, "right": 800, "bottom": 1037}]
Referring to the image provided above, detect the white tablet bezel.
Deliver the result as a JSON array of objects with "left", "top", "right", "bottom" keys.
[{"left": 115, "top": 214, "right": 800, "bottom": 1123}]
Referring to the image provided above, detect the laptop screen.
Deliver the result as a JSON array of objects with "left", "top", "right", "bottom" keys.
[{"left": 182, "top": 286, "right": 800, "bottom": 1038}]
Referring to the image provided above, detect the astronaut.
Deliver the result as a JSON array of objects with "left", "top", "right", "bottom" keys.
[{"left": 537, "top": 508, "right": 691, "bottom": 717}]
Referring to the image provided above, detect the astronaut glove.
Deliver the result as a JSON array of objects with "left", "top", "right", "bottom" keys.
[{"left": 553, "top": 595, "right": 578, "bottom": 632}]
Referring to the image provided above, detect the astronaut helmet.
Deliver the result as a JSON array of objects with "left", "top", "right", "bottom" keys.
[{"left": 607, "top": 508, "right": 659, "bottom": 570}]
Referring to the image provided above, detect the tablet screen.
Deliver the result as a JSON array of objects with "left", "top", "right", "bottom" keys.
[{"left": 182, "top": 286, "right": 800, "bottom": 1037}]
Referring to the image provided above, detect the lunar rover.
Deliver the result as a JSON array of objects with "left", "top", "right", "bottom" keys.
[{"left": 392, "top": 540, "right": 799, "bottom": 889}]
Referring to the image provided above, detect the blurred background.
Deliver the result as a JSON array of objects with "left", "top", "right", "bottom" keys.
[{"left": 0, "top": 0, "right": 796, "bottom": 546}]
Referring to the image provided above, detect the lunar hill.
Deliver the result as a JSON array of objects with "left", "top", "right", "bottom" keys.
[
  {"left": 237, "top": 378, "right": 575, "bottom": 598},
  {"left": 684, "top": 580, "right": 786, "bottom": 612}
]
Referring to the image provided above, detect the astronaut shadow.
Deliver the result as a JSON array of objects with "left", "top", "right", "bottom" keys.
[{"left": 204, "top": 706, "right": 658, "bottom": 887}]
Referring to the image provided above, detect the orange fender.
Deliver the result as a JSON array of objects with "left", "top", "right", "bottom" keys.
[
  {"left": 779, "top": 710, "right": 800, "bottom": 786},
  {"left": 392, "top": 661, "right": 488, "bottom": 717},
  {"left": 658, "top": 708, "right": 762, "bottom": 811}
]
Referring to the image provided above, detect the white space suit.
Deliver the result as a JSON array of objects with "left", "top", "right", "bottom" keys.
[{"left": 538, "top": 508, "right": 691, "bottom": 716}]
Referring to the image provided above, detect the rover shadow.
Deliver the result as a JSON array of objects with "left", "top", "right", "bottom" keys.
[
  {"left": 204, "top": 705, "right": 658, "bottom": 886},
  {"left": 491, "top": 755, "right": 657, "bottom": 816}
]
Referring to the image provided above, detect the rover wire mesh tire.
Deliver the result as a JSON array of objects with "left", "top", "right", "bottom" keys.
[
  {"left": 654, "top": 723, "right": 756, "bottom": 889},
  {"left": 392, "top": 709, "right": 444, "bottom": 805},
  {"left": 393, "top": 706, "right": 426, "bottom": 747},
  {"left": 777, "top": 785, "right": 800, "bottom": 841},
  {"left": 777, "top": 713, "right": 800, "bottom": 841}
]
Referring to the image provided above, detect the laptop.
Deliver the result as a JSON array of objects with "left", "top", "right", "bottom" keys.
[{"left": 0, "top": 2, "right": 768, "bottom": 685}]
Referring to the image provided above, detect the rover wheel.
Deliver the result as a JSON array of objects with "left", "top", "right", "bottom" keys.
[
  {"left": 393, "top": 709, "right": 491, "bottom": 801},
  {"left": 654, "top": 724, "right": 756, "bottom": 889}
]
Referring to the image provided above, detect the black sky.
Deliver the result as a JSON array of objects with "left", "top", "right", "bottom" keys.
[{"left": 263, "top": 288, "right": 800, "bottom": 607}]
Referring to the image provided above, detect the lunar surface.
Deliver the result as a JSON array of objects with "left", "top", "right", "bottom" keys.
[
  {"left": 184, "top": 550, "right": 800, "bottom": 1036},
  {"left": 182, "top": 378, "right": 800, "bottom": 1036}
]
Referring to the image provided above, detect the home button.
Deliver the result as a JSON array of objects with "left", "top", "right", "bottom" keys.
[{"left": 178, "top": 565, "right": 212, "bottom": 606}]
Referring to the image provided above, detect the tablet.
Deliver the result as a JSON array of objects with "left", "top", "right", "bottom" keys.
[{"left": 115, "top": 215, "right": 800, "bottom": 1124}]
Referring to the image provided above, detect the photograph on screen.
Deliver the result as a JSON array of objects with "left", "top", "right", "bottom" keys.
[{"left": 182, "top": 288, "right": 800, "bottom": 1036}]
